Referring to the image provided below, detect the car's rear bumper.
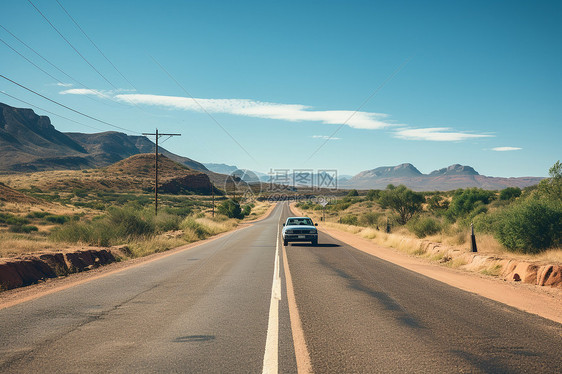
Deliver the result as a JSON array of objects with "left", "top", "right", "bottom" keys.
[{"left": 283, "top": 234, "right": 318, "bottom": 242}]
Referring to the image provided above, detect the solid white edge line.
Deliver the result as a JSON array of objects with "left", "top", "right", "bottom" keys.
[{"left": 262, "top": 207, "right": 282, "bottom": 374}]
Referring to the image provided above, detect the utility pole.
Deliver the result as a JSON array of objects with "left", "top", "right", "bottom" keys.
[
  {"left": 210, "top": 178, "right": 215, "bottom": 217},
  {"left": 142, "top": 129, "right": 181, "bottom": 215}
]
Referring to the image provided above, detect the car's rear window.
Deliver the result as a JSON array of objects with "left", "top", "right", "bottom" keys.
[{"left": 287, "top": 218, "right": 313, "bottom": 226}]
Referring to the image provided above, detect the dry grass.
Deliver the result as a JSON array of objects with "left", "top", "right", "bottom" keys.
[
  {"left": 0, "top": 233, "right": 71, "bottom": 257},
  {"left": 128, "top": 237, "right": 187, "bottom": 258}
]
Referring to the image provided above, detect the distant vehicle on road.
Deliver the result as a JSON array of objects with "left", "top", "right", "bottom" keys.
[{"left": 282, "top": 216, "right": 318, "bottom": 246}]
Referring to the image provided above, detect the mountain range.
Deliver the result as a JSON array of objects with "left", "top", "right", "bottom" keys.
[
  {"left": 0, "top": 102, "right": 206, "bottom": 172},
  {"left": 342, "top": 163, "right": 543, "bottom": 191},
  {"left": 0, "top": 102, "right": 544, "bottom": 191}
]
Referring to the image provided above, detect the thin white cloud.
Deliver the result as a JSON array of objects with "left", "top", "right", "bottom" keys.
[
  {"left": 491, "top": 146, "right": 522, "bottom": 151},
  {"left": 60, "top": 88, "right": 110, "bottom": 99},
  {"left": 60, "top": 90, "right": 494, "bottom": 142},
  {"left": 394, "top": 127, "right": 493, "bottom": 141},
  {"left": 312, "top": 135, "right": 341, "bottom": 140},
  {"left": 55, "top": 82, "right": 73, "bottom": 87},
  {"left": 112, "top": 93, "right": 394, "bottom": 130}
]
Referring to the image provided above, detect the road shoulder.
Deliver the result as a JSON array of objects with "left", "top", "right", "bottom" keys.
[{"left": 319, "top": 224, "right": 562, "bottom": 324}]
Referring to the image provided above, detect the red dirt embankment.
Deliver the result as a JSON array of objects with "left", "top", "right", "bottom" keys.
[{"left": 0, "top": 249, "right": 115, "bottom": 290}]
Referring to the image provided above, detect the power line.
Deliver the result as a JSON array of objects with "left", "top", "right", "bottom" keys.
[
  {"left": 304, "top": 56, "right": 413, "bottom": 163},
  {"left": 27, "top": 0, "right": 118, "bottom": 90},
  {"left": 0, "top": 37, "right": 61, "bottom": 82},
  {"left": 0, "top": 90, "right": 105, "bottom": 132},
  {"left": 151, "top": 55, "right": 259, "bottom": 165},
  {"left": 0, "top": 74, "right": 138, "bottom": 134},
  {"left": 0, "top": 23, "right": 116, "bottom": 107},
  {"left": 55, "top": 0, "right": 138, "bottom": 91}
]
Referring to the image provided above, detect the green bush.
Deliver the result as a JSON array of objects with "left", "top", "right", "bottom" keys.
[
  {"left": 447, "top": 188, "right": 495, "bottom": 221},
  {"left": 500, "top": 187, "right": 521, "bottom": 201},
  {"left": 25, "top": 211, "right": 50, "bottom": 219},
  {"left": 181, "top": 217, "right": 210, "bottom": 239},
  {"left": 45, "top": 215, "right": 71, "bottom": 224},
  {"left": 217, "top": 199, "right": 243, "bottom": 219},
  {"left": 50, "top": 207, "right": 155, "bottom": 246},
  {"left": 366, "top": 190, "right": 380, "bottom": 201},
  {"left": 379, "top": 185, "right": 425, "bottom": 224},
  {"left": 493, "top": 198, "right": 562, "bottom": 253},
  {"left": 346, "top": 189, "right": 359, "bottom": 197},
  {"left": 0, "top": 213, "right": 30, "bottom": 225},
  {"left": 153, "top": 213, "right": 181, "bottom": 232},
  {"left": 407, "top": 216, "right": 442, "bottom": 238},
  {"left": 9, "top": 224, "right": 39, "bottom": 233}
]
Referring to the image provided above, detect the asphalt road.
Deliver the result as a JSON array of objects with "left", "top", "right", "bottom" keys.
[{"left": 1, "top": 202, "right": 561, "bottom": 373}]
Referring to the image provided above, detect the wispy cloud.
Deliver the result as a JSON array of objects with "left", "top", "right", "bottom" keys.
[
  {"left": 60, "top": 88, "right": 110, "bottom": 99},
  {"left": 312, "top": 135, "right": 341, "bottom": 140},
  {"left": 55, "top": 82, "right": 73, "bottom": 87},
  {"left": 112, "top": 93, "right": 394, "bottom": 130},
  {"left": 393, "top": 127, "right": 494, "bottom": 141},
  {"left": 491, "top": 146, "right": 522, "bottom": 151},
  {"left": 60, "top": 90, "right": 493, "bottom": 141}
]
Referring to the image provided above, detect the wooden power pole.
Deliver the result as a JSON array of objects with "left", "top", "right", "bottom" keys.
[{"left": 142, "top": 129, "right": 181, "bottom": 215}]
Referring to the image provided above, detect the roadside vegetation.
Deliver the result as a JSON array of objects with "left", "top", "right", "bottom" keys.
[
  {"left": 0, "top": 188, "right": 269, "bottom": 259},
  {"left": 297, "top": 161, "right": 562, "bottom": 261}
]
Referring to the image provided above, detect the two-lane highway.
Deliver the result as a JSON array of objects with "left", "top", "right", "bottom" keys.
[{"left": 1, "top": 202, "right": 561, "bottom": 373}]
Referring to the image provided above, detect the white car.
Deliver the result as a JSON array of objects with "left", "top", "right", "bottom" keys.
[{"left": 282, "top": 216, "right": 318, "bottom": 246}]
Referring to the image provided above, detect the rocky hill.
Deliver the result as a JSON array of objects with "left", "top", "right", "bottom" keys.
[
  {"left": 343, "top": 163, "right": 543, "bottom": 191},
  {"left": 0, "top": 154, "right": 217, "bottom": 194},
  {"left": 0, "top": 102, "right": 207, "bottom": 172}
]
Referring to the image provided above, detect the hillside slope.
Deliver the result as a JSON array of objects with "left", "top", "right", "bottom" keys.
[{"left": 0, "top": 102, "right": 207, "bottom": 173}]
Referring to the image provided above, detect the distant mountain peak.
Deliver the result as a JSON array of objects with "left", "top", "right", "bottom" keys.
[
  {"left": 358, "top": 163, "right": 422, "bottom": 179},
  {"left": 429, "top": 164, "right": 479, "bottom": 176}
]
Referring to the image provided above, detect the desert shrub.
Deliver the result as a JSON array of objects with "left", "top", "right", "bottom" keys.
[
  {"left": 181, "top": 217, "right": 210, "bottom": 239},
  {"left": 72, "top": 188, "right": 88, "bottom": 198},
  {"left": 535, "top": 161, "right": 562, "bottom": 201},
  {"left": 447, "top": 188, "right": 495, "bottom": 221},
  {"left": 26, "top": 211, "right": 50, "bottom": 219},
  {"left": 9, "top": 224, "right": 39, "bottom": 233},
  {"left": 153, "top": 213, "right": 181, "bottom": 232},
  {"left": 50, "top": 207, "right": 155, "bottom": 246},
  {"left": 499, "top": 187, "right": 521, "bottom": 201},
  {"left": 427, "top": 194, "right": 449, "bottom": 213},
  {"left": 217, "top": 199, "right": 243, "bottom": 219},
  {"left": 493, "top": 198, "right": 562, "bottom": 253},
  {"left": 242, "top": 204, "right": 253, "bottom": 217},
  {"left": 366, "top": 190, "right": 380, "bottom": 201},
  {"left": 347, "top": 189, "right": 359, "bottom": 197},
  {"left": 165, "top": 206, "right": 193, "bottom": 217},
  {"left": 340, "top": 215, "right": 358, "bottom": 225},
  {"left": 359, "top": 212, "right": 382, "bottom": 227},
  {"left": 379, "top": 185, "right": 425, "bottom": 224},
  {"left": 0, "top": 213, "right": 30, "bottom": 225},
  {"left": 45, "top": 215, "right": 71, "bottom": 224},
  {"left": 407, "top": 216, "right": 442, "bottom": 238}
]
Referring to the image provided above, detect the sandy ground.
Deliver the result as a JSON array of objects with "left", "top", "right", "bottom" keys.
[{"left": 289, "top": 203, "right": 562, "bottom": 324}]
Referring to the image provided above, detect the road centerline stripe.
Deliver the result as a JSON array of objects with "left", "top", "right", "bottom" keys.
[{"left": 262, "top": 214, "right": 282, "bottom": 374}]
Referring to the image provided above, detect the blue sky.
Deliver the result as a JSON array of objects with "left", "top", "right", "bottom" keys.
[{"left": 1, "top": 0, "right": 560, "bottom": 177}]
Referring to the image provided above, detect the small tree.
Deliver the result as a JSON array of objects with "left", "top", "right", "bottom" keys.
[
  {"left": 536, "top": 161, "right": 562, "bottom": 201},
  {"left": 500, "top": 187, "right": 522, "bottom": 201},
  {"left": 378, "top": 185, "right": 425, "bottom": 224},
  {"left": 366, "top": 189, "right": 380, "bottom": 201},
  {"left": 347, "top": 189, "right": 359, "bottom": 197},
  {"left": 217, "top": 199, "right": 243, "bottom": 219},
  {"left": 447, "top": 188, "right": 495, "bottom": 220}
]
